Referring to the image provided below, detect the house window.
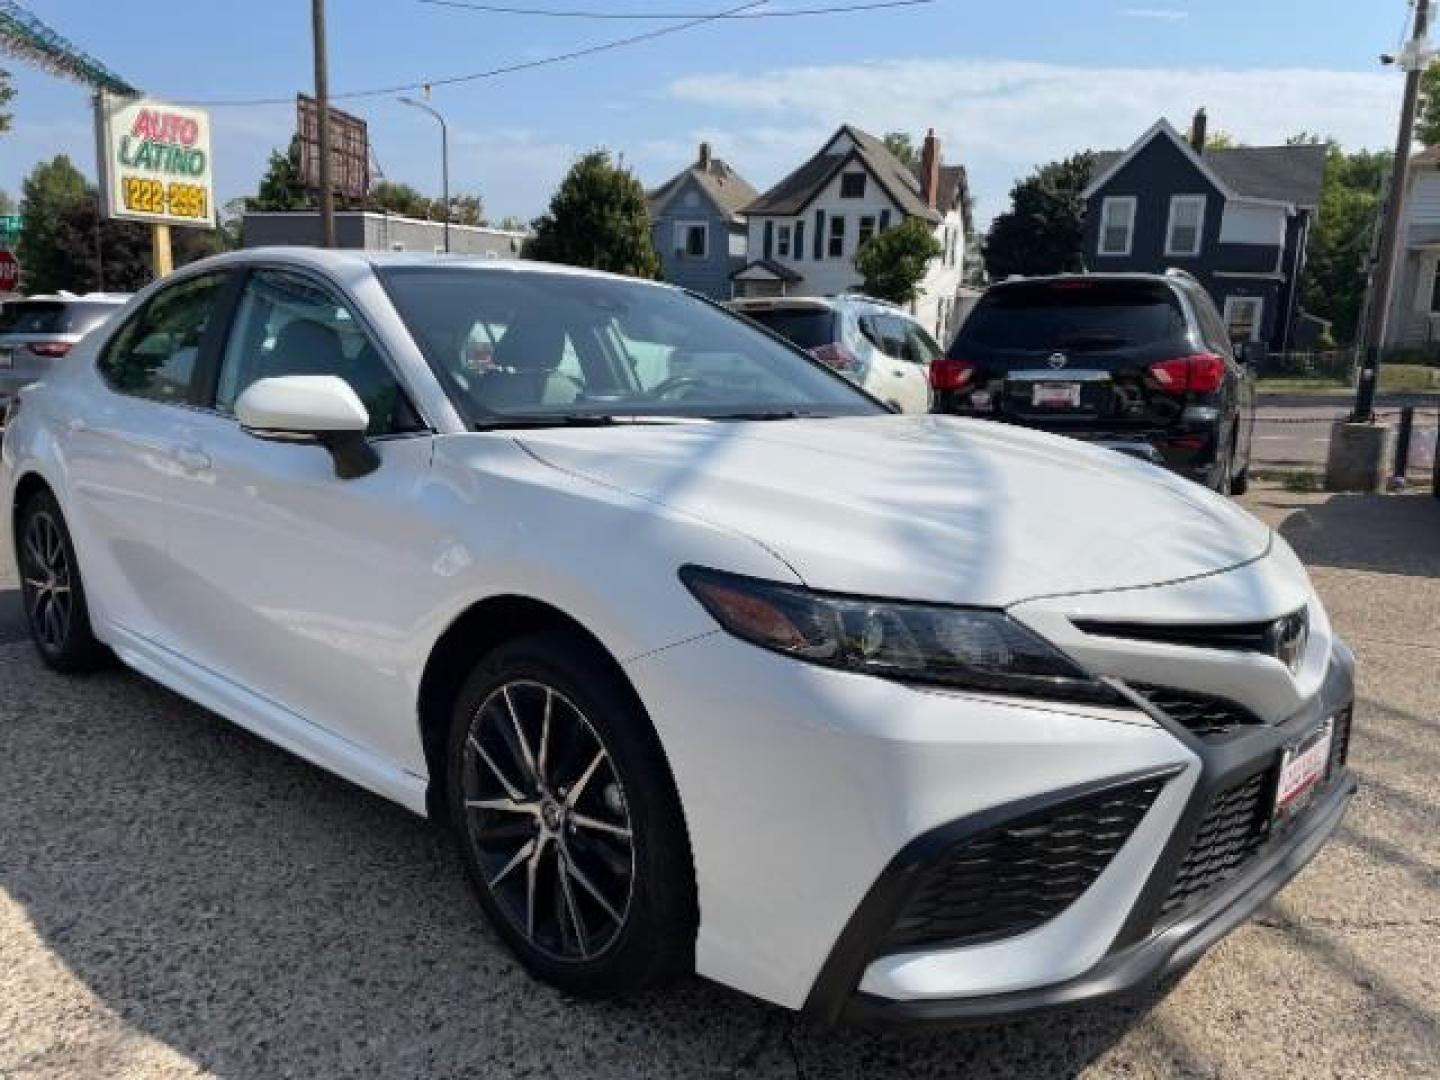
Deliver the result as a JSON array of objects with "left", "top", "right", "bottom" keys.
[
  {"left": 840, "top": 173, "right": 866, "bottom": 199},
  {"left": 1098, "top": 196, "right": 1136, "bottom": 256},
  {"left": 674, "top": 221, "right": 707, "bottom": 259},
  {"left": 858, "top": 216, "right": 876, "bottom": 248},
  {"left": 778, "top": 225, "right": 791, "bottom": 258},
  {"left": 829, "top": 215, "right": 846, "bottom": 257},
  {"left": 1165, "top": 195, "right": 1206, "bottom": 257},
  {"left": 1223, "top": 296, "right": 1264, "bottom": 343}
]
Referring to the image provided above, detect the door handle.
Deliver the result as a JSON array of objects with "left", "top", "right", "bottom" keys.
[{"left": 173, "top": 446, "right": 212, "bottom": 473}]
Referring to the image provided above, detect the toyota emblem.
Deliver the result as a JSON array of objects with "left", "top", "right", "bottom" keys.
[{"left": 1047, "top": 352, "right": 1068, "bottom": 369}]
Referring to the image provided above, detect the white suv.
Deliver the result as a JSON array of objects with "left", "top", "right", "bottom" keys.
[
  {"left": 729, "top": 295, "right": 936, "bottom": 414},
  {"left": 2, "top": 249, "right": 1354, "bottom": 1026}
]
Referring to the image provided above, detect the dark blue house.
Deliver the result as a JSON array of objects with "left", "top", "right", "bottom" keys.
[
  {"left": 647, "top": 143, "right": 757, "bottom": 301},
  {"left": 1081, "top": 112, "right": 1326, "bottom": 352}
]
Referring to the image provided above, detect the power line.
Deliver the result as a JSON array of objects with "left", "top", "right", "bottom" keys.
[
  {"left": 183, "top": 0, "right": 768, "bottom": 106},
  {"left": 419, "top": 0, "right": 934, "bottom": 19}
]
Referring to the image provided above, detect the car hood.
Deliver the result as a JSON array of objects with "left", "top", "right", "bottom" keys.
[{"left": 514, "top": 415, "right": 1271, "bottom": 607}]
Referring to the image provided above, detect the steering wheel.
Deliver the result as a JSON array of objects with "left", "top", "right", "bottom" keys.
[{"left": 648, "top": 374, "right": 710, "bottom": 401}]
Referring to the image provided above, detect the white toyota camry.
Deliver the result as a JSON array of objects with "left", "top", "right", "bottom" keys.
[{"left": 1, "top": 250, "right": 1355, "bottom": 1026}]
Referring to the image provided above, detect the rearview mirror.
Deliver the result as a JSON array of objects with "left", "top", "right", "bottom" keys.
[{"left": 235, "top": 375, "right": 380, "bottom": 480}]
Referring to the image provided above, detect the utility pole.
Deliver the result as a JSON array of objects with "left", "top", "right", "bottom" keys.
[
  {"left": 1353, "top": 0, "right": 1431, "bottom": 421},
  {"left": 312, "top": 0, "right": 336, "bottom": 248}
]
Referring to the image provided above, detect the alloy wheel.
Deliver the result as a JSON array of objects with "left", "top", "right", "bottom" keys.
[
  {"left": 20, "top": 510, "right": 73, "bottom": 652},
  {"left": 461, "top": 680, "right": 636, "bottom": 962}
]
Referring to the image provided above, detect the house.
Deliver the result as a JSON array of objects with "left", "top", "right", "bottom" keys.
[
  {"left": 1082, "top": 111, "right": 1327, "bottom": 352},
  {"left": 1384, "top": 146, "right": 1440, "bottom": 349},
  {"left": 647, "top": 143, "right": 758, "bottom": 300},
  {"left": 242, "top": 210, "right": 527, "bottom": 256},
  {"left": 731, "top": 125, "right": 969, "bottom": 341}
]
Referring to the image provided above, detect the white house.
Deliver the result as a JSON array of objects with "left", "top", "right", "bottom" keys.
[
  {"left": 1385, "top": 146, "right": 1440, "bottom": 348},
  {"left": 731, "top": 125, "right": 970, "bottom": 342}
]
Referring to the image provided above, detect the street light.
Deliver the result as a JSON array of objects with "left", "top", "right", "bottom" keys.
[{"left": 398, "top": 94, "right": 450, "bottom": 253}]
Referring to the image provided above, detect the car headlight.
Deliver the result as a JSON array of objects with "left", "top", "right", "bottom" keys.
[{"left": 680, "top": 566, "right": 1119, "bottom": 705}]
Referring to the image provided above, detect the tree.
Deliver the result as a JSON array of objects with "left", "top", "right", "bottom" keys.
[
  {"left": 1203, "top": 130, "right": 1243, "bottom": 150},
  {"left": 0, "top": 189, "right": 15, "bottom": 215},
  {"left": 369, "top": 180, "right": 430, "bottom": 218},
  {"left": 0, "top": 68, "right": 13, "bottom": 133},
  {"left": 983, "top": 151, "right": 1096, "bottom": 280},
  {"left": 495, "top": 215, "right": 528, "bottom": 232},
  {"left": 525, "top": 150, "right": 659, "bottom": 278},
  {"left": 1299, "top": 139, "right": 1390, "bottom": 344},
  {"left": 883, "top": 131, "right": 918, "bottom": 169},
  {"left": 1419, "top": 64, "right": 1440, "bottom": 147},
  {"left": 249, "top": 136, "right": 311, "bottom": 211},
  {"left": 854, "top": 216, "right": 942, "bottom": 304}
]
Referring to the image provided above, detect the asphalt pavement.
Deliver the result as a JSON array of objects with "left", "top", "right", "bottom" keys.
[
  {"left": 1253, "top": 392, "right": 1440, "bottom": 471},
  {"left": 0, "top": 483, "right": 1437, "bottom": 1079}
]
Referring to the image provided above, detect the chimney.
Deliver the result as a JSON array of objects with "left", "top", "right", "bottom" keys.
[
  {"left": 919, "top": 128, "right": 941, "bottom": 209},
  {"left": 1190, "top": 108, "right": 1208, "bottom": 152},
  {"left": 698, "top": 142, "right": 713, "bottom": 171}
]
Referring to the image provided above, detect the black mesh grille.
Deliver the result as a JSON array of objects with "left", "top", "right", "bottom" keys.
[
  {"left": 883, "top": 777, "right": 1166, "bottom": 952},
  {"left": 1161, "top": 770, "right": 1273, "bottom": 916},
  {"left": 1130, "top": 683, "right": 1265, "bottom": 739}
]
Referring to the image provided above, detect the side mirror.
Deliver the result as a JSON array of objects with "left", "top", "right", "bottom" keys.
[{"left": 235, "top": 375, "right": 380, "bottom": 480}]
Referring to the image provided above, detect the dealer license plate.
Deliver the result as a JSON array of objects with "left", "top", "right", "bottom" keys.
[
  {"left": 1273, "top": 719, "right": 1333, "bottom": 822},
  {"left": 1032, "top": 382, "right": 1081, "bottom": 407}
]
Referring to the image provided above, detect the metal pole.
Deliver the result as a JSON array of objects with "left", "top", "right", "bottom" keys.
[
  {"left": 312, "top": 0, "right": 336, "bottom": 248},
  {"left": 1353, "top": 0, "right": 1430, "bottom": 421},
  {"left": 1394, "top": 404, "right": 1415, "bottom": 479},
  {"left": 399, "top": 96, "right": 450, "bottom": 252}
]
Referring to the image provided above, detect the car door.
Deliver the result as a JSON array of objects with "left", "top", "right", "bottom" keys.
[
  {"left": 63, "top": 271, "right": 233, "bottom": 643},
  {"left": 159, "top": 265, "right": 439, "bottom": 769},
  {"left": 874, "top": 312, "right": 932, "bottom": 414}
]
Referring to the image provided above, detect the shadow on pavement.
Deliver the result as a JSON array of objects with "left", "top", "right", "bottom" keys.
[
  {"left": 0, "top": 655, "right": 1170, "bottom": 1079},
  {"left": 1273, "top": 493, "right": 1440, "bottom": 577}
]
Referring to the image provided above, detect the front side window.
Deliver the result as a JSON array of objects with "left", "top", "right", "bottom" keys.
[
  {"left": 215, "top": 269, "right": 421, "bottom": 436},
  {"left": 840, "top": 172, "right": 866, "bottom": 199},
  {"left": 98, "top": 273, "right": 226, "bottom": 404},
  {"left": 829, "top": 215, "right": 846, "bottom": 258},
  {"left": 1165, "top": 195, "right": 1206, "bottom": 257},
  {"left": 1098, "top": 197, "right": 1136, "bottom": 256},
  {"left": 379, "top": 268, "right": 880, "bottom": 424}
]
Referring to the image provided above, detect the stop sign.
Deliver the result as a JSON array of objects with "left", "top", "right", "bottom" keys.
[{"left": 0, "top": 250, "right": 19, "bottom": 292}]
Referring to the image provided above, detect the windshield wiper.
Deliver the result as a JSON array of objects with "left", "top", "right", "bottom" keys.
[
  {"left": 474, "top": 413, "right": 697, "bottom": 431},
  {"left": 705, "top": 409, "right": 815, "bottom": 421}
]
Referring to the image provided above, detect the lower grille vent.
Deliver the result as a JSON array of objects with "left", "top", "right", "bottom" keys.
[
  {"left": 1129, "top": 683, "right": 1265, "bottom": 739},
  {"left": 883, "top": 776, "right": 1166, "bottom": 953},
  {"left": 1160, "top": 770, "right": 1272, "bottom": 916}
]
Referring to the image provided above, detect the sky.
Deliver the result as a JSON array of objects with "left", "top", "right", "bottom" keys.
[{"left": 0, "top": 0, "right": 1413, "bottom": 231}]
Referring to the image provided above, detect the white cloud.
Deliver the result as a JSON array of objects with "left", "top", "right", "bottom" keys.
[
  {"left": 666, "top": 59, "right": 1395, "bottom": 224},
  {"left": 1117, "top": 8, "right": 1189, "bottom": 20}
]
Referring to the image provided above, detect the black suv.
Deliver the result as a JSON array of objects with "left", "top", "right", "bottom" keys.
[{"left": 933, "top": 272, "right": 1255, "bottom": 493}]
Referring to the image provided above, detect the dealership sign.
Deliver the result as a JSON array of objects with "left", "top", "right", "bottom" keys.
[{"left": 96, "top": 96, "right": 215, "bottom": 229}]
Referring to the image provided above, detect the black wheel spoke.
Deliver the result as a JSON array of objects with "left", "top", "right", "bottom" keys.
[
  {"left": 461, "top": 679, "right": 635, "bottom": 962},
  {"left": 21, "top": 511, "right": 74, "bottom": 653}
]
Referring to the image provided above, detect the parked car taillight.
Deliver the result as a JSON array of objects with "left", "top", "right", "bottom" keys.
[
  {"left": 1147, "top": 353, "right": 1226, "bottom": 394},
  {"left": 808, "top": 342, "right": 862, "bottom": 374},
  {"left": 930, "top": 357, "right": 977, "bottom": 391},
  {"left": 28, "top": 342, "right": 72, "bottom": 359}
]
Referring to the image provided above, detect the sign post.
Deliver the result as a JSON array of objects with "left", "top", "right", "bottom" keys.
[{"left": 94, "top": 93, "right": 214, "bottom": 279}]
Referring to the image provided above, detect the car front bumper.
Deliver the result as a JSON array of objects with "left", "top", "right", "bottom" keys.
[{"left": 625, "top": 560, "right": 1352, "bottom": 1021}]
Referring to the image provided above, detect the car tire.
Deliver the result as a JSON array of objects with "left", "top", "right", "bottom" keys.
[
  {"left": 446, "top": 629, "right": 697, "bottom": 998},
  {"left": 15, "top": 489, "right": 109, "bottom": 673}
]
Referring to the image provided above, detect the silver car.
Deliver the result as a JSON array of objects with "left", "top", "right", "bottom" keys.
[{"left": 0, "top": 294, "right": 130, "bottom": 413}]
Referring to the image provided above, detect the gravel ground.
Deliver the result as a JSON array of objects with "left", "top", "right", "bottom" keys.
[{"left": 0, "top": 483, "right": 1437, "bottom": 1079}]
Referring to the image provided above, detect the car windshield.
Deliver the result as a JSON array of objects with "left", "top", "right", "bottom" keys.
[
  {"left": 738, "top": 308, "right": 837, "bottom": 350},
  {"left": 378, "top": 267, "right": 880, "bottom": 426},
  {"left": 0, "top": 300, "right": 120, "bottom": 336},
  {"left": 956, "top": 281, "right": 1185, "bottom": 353}
]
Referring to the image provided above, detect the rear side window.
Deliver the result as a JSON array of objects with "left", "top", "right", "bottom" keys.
[
  {"left": 99, "top": 274, "right": 226, "bottom": 404},
  {"left": 742, "top": 308, "right": 836, "bottom": 350},
  {"left": 955, "top": 282, "right": 1186, "bottom": 353},
  {"left": 0, "top": 301, "right": 118, "bottom": 335}
]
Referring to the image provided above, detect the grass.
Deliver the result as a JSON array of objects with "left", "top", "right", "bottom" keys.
[
  {"left": 1250, "top": 467, "right": 1325, "bottom": 493},
  {"left": 1257, "top": 365, "right": 1440, "bottom": 395}
]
